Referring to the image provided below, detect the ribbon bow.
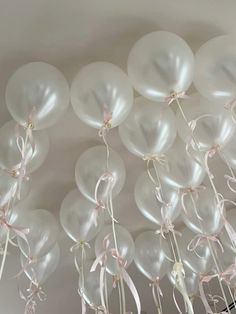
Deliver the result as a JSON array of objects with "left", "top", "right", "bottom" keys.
[
  {"left": 143, "top": 154, "right": 168, "bottom": 168},
  {"left": 165, "top": 91, "right": 188, "bottom": 105},
  {"left": 188, "top": 234, "right": 224, "bottom": 256}
]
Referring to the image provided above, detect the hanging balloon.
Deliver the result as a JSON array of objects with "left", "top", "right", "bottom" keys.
[
  {"left": 79, "top": 260, "right": 113, "bottom": 308},
  {"left": 71, "top": 62, "right": 133, "bottom": 129},
  {"left": 95, "top": 224, "right": 134, "bottom": 275},
  {"left": 0, "top": 170, "right": 30, "bottom": 207},
  {"left": 220, "top": 208, "right": 236, "bottom": 254},
  {"left": 127, "top": 31, "right": 194, "bottom": 102},
  {"left": 176, "top": 93, "right": 235, "bottom": 152},
  {"left": 194, "top": 35, "right": 236, "bottom": 104},
  {"left": 219, "top": 134, "right": 236, "bottom": 170},
  {"left": 178, "top": 227, "right": 213, "bottom": 275},
  {"left": 158, "top": 138, "right": 206, "bottom": 189},
  {"left": 6, "top": 62, "right": 70, "bottom": 130},
  {"left": 21, "top": 243, "right": 60, "bottom": 286},
  {"left": 134, "top": 169, "right": 181, "bottom": 226},
  {"left": 181, "top": 187, "right": 225, "bottom": 235},
  {"left": 75, "top": 145, "right": 126, "bottom": 203},
  {"left": 118, "top": 96, "right": 177, "bottom": 158},
  {"left": 168, "top": 263, "right": 199, "bottom": 297},
  {"left": 60, "top": 189, "right": 103, "bottom": 243},
  {"left": 134, "top": 231, "right": 171, "bottom": 281},
  {"left": 17, "top": 209, "right": 59, "bottom": 258},
  {"left": 0, "top": 120, "right": 50, "bottom": 174}
]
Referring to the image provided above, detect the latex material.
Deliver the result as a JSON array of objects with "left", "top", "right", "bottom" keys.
[
  {"left": 0, "top": 120, "right": 50, "bottom": 173},
  {"left": 71, "top": 62, "right": 133, "bottom": 129},
  {"left": 80, "top": 260, "right": 113, "bottom": 307},
  {"left": 21, "top": 243, "right": 60, "bottom": 285},
  {"left": 6, "top": 62, "right": 70, "bottom": 130},
  {"left": 119, "top": 96, "right": 177, "bottom": 158},
  {"left": 134, "top": 231, "right": 171, "bottom": 281},
  {"left": 60, "top": 189, "right": 103, "bottom": 243},
  {"left": 95, "top": 224, "right": 134, "bottom": 275},
  {"left": 159, "top": 138, "right": 206, "bottom": 189},
  {"left": 181, "top": 188, "right": 225, "bottom": 235},
  {"left": 134, "top": 169, "right": 181, "bottom": 225},
  {"left": 219, "top": 134, "right": 236, "bottom": 170},
  {"left": 178, "top": 227, "right": 213, "bottom": 275},
  {"left": 18, "top": 209, "right": 59, "bottom": 258},
  {"left": 194, "top": 35, "right": 236, "bottom": 103},
  {"left": 220, "top": 208, "right": 236, "bottom": 254},
  {"left": 75, "top": 145, "right": 126, "bottom": 203},
  {"left": 176, "top": 93, "right": 235, "bottom": 151},
  {"left": 127, "top": 31, "right": 194, "bottom": 102},
  {"left": 168, "top": 263, "right": 199, "bottom": 297}
]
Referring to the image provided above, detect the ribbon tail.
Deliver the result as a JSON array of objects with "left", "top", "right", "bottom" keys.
[
  {"left": 122, "top": 268, "right": 141, "bottom": 314},
  {"left": 199, "top": 279, "right": 214, "bottom": 314}
]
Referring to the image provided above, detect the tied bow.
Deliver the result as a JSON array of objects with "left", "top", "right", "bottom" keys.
[
  {"left": 224, "top": 98, "right": 236, "bottom": 124},
  {"left": 143, "top": 154, "right": 168, "bottom": 169},
  {"left": 165, "top": 91, "right": 189, "bottom": 105},
  {"left": 155, "top": 220, "right": 181, "bottom": 240},
  {"left": 188, "top": 234, "right": 224, "bottom": 256}
]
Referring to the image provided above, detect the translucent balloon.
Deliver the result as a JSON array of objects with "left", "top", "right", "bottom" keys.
[
  {"left": 218, "top": 246, "right": 236, "bottom": 288},
  {"left": 134, "top": 231, "right": 171, "bottom": 281},
  {"left": 79, "top": 260, "right": 113, "bottom": 308},
  {"left": 0, "top": 120, "right": 50, "bottom": 173},
  {"left": 60, "top": 189, "right": 103, "bottom": 243},
  {"left": 95, "top": 224, "right": 134, "bottom": 275},
  {"left": 194, "top": 35, "right": 236, "bottom": 103},
  {"left": 0, "top": 170, "right": 30, "bottom": 207},
  {"left": 18, "top": 209, "right": 59, "bottom": 258},
  {"left": 176, "top": 93, "right": 235, "bottom": 151},
  {"left": 134, "top": 169, "right": 181, "bottom": 226},
  {"left": 21, "top": 243, "right": 60, "bottom": 285},
  {"left": 181, "top": 188, "right": 225, "bottom": 235},
  {"left": 119, "top": 97, "right": 177, "bottom": 158},
  {"left": 71, "top": 62, "right": 133, "bottom": 129},
  {"left": 6, "top": 62, "right": 70, "bottom": 130},
  {"left": 127, "top": 31, "right": 194, "bottom": 102},
  {"left": 168, "top": 263, "right": 199, "bottom": 297},
  {"left": 178, "top": 227, "right": 213, "bottom": 275},
  {"left": 159, "top": 138, "right": 206, "bottom": 189},
  {"left": 75, "top": 145, "right": 126, "bottom": 203},
  {"left": 219, "top": 134, "right": 236, "bottom": 170},
  {"left": 220, "top": 208, "right": 236, "bottom": 254}
]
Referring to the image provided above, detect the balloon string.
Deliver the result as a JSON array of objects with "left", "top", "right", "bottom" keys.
[
  {"left": 117, "top": 279, "right": 122, "bottom": 314},
  {"left": 0, "top": 228, "right": 9, "bottom": 280},
  {"left": 220, "top": 151, "right": 236, "bottom": 193}
]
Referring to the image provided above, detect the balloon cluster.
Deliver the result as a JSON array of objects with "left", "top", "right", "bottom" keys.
[{"left": 2, "top": 31, "right": 236, "bottom": 314}]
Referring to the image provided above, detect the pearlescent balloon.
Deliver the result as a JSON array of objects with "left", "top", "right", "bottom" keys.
[
  {"left": 6, "top": 62, "right": 70, "bottom": 130},
  {"left": 18, "top": 209, "right": 59, "bottom": 258},
  {"left": 176, "top": 93, "right": 235, "bottom": 151},
  {"left": 134, "top": 231, "right": 171, "bottom": 281},
  {"left": 135, "top": 169, "right": 181, "bottom": 225},
  {"left": 168, "top": 263, "right": 199, "bottom": 297},
  {"left": 159, "top": 138, "right": 206, "bottom": 189},
  {"left": 220, "top": 208, "right": 236, "bottom": 254},
  {"left": 218, "top": 247, "right": 236, "bottom": 288},
  {"left": 178, "top": 227, "right": 213, "bottom": 275},
  {"left": 0, "top": 120, "right": 50, "bottom": 174},
  {"left": 75, "top": 146, "right": 126, "bottom": 203},
  {"left": 0, "top": 170, "right": 30, "bottom": 207},
  {"left": 128, "top": 31, "right": 194, "bottom": 102},
  {"left": 181, "top": 188, "right": 225, "bottom": 235},
  {"left": 79, "top": 260, "right": 113, "bottom": 308},
  {"left": 219, "top": 134, "right": 236, "bottom": 170},
  {"left": 71, "top": 62, "right": 133, "bottom": 129},
  {"left": 194, "top": 35, "right": 236, "bottom": 103},
  {"left": 21, "top": 243, "right": 60, "bottom": 285},
  {"left": 119, "top": 97, "right": 177, "bottom": 158},
  {"left": 95, "top": 224, "right": 134, "bottom": 275},
  {"left": 60, "top": 189, "right": 103, "bottom": 243}
]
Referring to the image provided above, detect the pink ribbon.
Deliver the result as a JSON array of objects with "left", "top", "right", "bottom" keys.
[
  {"left": 224, "top": 174, "right": 236, "bottom": 193},
  {"left": 204, "top": 145, "right": 221, "bottom": 180},
  {"left": 155, "top": 220, "right": 181, "bottom": 240},
  {"left": 165, "top": 91, "right": 189, "bottom": 105},
  {"left": 19, "top": 281, "right": 46, "bottom": 314},
  {"left": 188, "top": 234, "right": 224, "bottom": 256},
  {"left": 224, "top": 98, "right": 236, "bottom": 124}
]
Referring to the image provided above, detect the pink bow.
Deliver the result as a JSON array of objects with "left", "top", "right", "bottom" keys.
[
  {"left": 188, "top": 234, "right": 224, "bottom": 255},
  {"left": 165, "top": 91, "right": 189, "bottom": 105},
  {"left": 19, "top": 281, "right": 46, "bottom": 314}
]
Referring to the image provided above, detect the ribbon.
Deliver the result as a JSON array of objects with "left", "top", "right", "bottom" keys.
[
  {"left": 149, "top": 278, "right": 163, "bottom": 314},
  {"left": 204, "top": 145, "right": 221, "bottom": 180},
  {"left": 224, "top": 174, "right": 236, "bottom": 194},
  {"left": 188, "top": 234, "right": 224, "bottom": 256},
  {"left": 224, "top": 98, "right": 236, "bottom": 124},
  {"left": 165, "top": 91, "right": 189, "bottom": 106},
  {"left": 19, "top": 281, "right": 47, "bottom": 314},
  {"left": 155, "top": 220, "right": 181, "bottom": 240},
  {"left": 171, "top": 262, "right": 194, "bottom": 314}
]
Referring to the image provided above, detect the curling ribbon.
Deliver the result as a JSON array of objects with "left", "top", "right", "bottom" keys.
[
  {"left": 224, "top": 98, "right": 236, "bottom": 124},
  {"left": 165, "top": 91, "right": 189, "bottom": 106},
  {"left": 171, "top": 262, "right": 194, "bottom": 314},
  {"left": 149, "top": 278, "right": 163, "bottom": 314},
  {"left": 224, "top": 174, "right": 236, "bottom": 193},
  {"left": 188, "top": 234, "right": 224, "bottom": 255}
]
